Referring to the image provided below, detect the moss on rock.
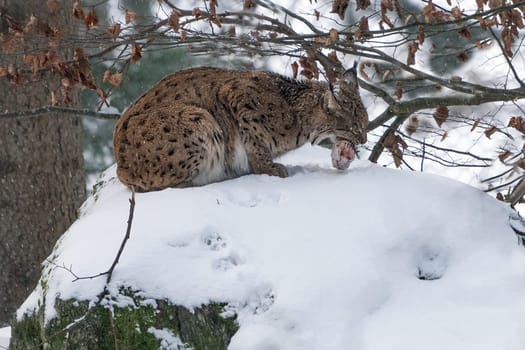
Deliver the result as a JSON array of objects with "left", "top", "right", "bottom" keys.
[{"left": 11, "top": 291, "right": 238, "bottom": 350}]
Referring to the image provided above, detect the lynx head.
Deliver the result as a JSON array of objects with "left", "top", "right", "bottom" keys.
[{"left": 313, "top": 62, "right": 368, "bottom": 149}]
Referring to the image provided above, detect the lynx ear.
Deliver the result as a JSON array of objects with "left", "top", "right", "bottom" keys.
[{"left": 342, "top": 61, "right": 359, "bottom": 88}]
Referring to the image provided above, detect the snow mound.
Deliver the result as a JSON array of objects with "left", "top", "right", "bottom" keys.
[{"left": 18, "top": 145, "right": 525, "bottom": 350}]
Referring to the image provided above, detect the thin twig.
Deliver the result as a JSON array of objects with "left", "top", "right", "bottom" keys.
[
  {"left": 48, "top": 189, "right": 136, "bottom": 284},
  {"left": 106, "top": 188, "right": 136, "bottom": 284},
  {"left": 485, "top": 174, "right": 524, "bottom": 193},
  {"left": 488, "top": 26, "right": 524, "bottom": 87},
  {"left": 421, "top": 138, "right": 426, "bottom": 172}
]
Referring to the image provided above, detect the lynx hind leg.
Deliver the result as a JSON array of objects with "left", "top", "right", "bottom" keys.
[{"left": 115, "top": 105, "right": 227, "bottom": 192}]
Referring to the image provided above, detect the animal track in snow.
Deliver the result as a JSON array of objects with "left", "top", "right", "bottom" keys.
[
  {"left": 219, "top": 188, "right": 284, "bottom": 208},
  {"left": 415, "top": 246, "right": 448, "bottom": 280}
]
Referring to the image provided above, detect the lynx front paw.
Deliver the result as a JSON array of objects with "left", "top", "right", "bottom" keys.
[
  {"left": 331, "top": 140, "right": 356, "bottom": 170},
  {"left": 268, "top": 163, "right": 289, "bottom": 178},
  {"left": 256, "top": 162, "right": 288, "bottom": 178}
]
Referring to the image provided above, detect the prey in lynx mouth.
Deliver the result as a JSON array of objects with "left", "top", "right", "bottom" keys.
[{"left": 113, "top": 64, "right": 368, "bottom": 192}]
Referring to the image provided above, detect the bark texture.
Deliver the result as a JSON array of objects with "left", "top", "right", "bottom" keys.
[{"left": 0, "top": 0, "right": 85, "bottom": 326}]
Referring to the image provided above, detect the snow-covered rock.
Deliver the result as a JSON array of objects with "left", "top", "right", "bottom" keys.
[{"left": 11, "top": 145, "right": 525, "bottom": 350}]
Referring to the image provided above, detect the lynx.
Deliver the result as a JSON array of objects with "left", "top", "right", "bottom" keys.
[{"left": 113, "top": 66, "right": 368, "bottom": 192}]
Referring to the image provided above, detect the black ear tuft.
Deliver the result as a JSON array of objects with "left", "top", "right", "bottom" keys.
[{"left": 342, "top": 61, "right": 359, "bottom": 86}]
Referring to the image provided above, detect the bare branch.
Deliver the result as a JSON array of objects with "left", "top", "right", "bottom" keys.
[{"left": 0, "top": 106, "right": 120, "bottom": 120}]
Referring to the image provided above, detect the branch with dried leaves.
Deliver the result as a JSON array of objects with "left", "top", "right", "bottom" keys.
[{"left": 4, "top": 0, "right": 525, "bottom": 200}]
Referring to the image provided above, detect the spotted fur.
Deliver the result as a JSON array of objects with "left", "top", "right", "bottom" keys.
[{"left": 113, "top": 67, "right": 368, "bottom": 192}]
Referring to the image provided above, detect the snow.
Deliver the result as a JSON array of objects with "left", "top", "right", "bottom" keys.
[
  {"left": 0, "top": 327, "right": 9, "bottom": 349},
  {"left": 17, "top": 145, "right": 525, "bottom": 350},
  {"left": 148, "top": 327, "right": 190, "bottom": 350}
]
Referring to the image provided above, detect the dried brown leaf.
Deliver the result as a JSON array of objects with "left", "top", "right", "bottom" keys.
[
  {"left": 192, "top": 8, "right": 202, "bottom": 18},
  {"left": 0, "top": 67, "right": 7, "bottom": 77},
  {"left": 458, "top": 27, "right": 472, "bottom": 39},
  {"left": 356, "top": 16, "right": 370, "bottom": 42},
  {"left": 329, "top": 28, "right": 339, "bottom": 43},
  {"left": 422, "top": 0, "right": 449, "bottom": 23},
  {"left": 510, "top": 9, "right": 524, "bottom": 28},
  {"left": 107, "top": 23, "right": 121, "bottom": 37},
  {"left": 394, "top": 0, "right": 403, "bottom": 19},
  {"left": 102, "top": 69, "right": 113, "bottom": 83},
  {"left": 103, "top": 70, "right": 122, "bottom": 87},
  {"left": 356, "top": 0, "right": 371, "bottom": 11},
  {"left": 85, "top": 9, "right": 98, "bottom": 29},
  {"left": 407, "top": 41, "right": 419, "bottom": 65},
  {"left": 417, "top": 25, "right": 425, "bottom": 44},
  {"left": 168, "top": 9, "right": 181, "bottom": 32},
  {"left": 395, "top": 81, "right": 403, "bottom": 100},
  {"left": 382, "top": 70, "right": 391, "bottom": 81},
  {"left": 484, "top": 125, "right": 498, "bottom": 138},
  {"left": 72, "top": 1, "right": 84, "bottom": 20},
  {"left": 456, "top": 51, "right": 469, "bottom": 62},
  {"left": 508, "top": 116, "right": 525, "bottom": 133},
  {"left": 433, "top": 106, "right": 449, "bottom": 127},
  {"left": 244, "top": 0, "right": 256, "bottom": 10},
  {"left": 489, "top": 0, "right": 504, "bottom": 9},
  {"left": 299, "top": 55, "right": 319, "bottom": 80},
  {"left": 383, "top": 133, "right": 406, "bottom": 168},
  {"left": 499, "top": 150, "right": 512, "bottom": 162},
  {"left": 125, "top": 10, "right": 138, "bottom": 24},
  {"left": 405, "top": 115, "right": 418, "bottom": 135},
  {"left": 331, "top": 0, "right": 349, "bottom": 20},
  {"left": 359, "top": 62, "right": 370, "bottom": 81},
  {"left": 382, "top": 0, "right": 394, "bottom": 11},
  {"left": 131, "top": 43, "right": 142, "bottom": 63},
  {"left": 209, "top": 0, "right": 221, "bottom": 27},
  {"left": 516, "top": 159, "right": 525, "bottom": 170},
  {"left": 380, "top": 0, "right": 394, "bottom": 28},
  {"left": 328, "top": 50, "right": 339, "bottom": 63},
  {"left": 502, "top": 26, "right": 517, "bottom": 57},
  {"left": 470, "top": 118, "right": 481, "bottom": 131},
  {"left": 451, "top": 6, "right": 463, "bottom": 19},
  {"left": 73, "top": 48, "right": 96, "bottom": 89}
]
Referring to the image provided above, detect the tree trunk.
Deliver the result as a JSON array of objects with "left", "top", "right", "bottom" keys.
[{"left": 0, "top": 0, "right": 85, "bottom": 326}]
